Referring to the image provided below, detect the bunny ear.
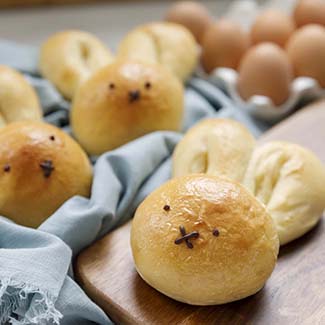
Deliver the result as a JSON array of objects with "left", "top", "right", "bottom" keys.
[
  {"left": 243, "top": 141, "right": 325, "bottom": 245},
  {"left": 173, "top": 118, "right": 256, "bottom": 182}
]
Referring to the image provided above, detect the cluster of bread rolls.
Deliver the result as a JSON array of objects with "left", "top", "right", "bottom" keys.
[
  {"left": 131, "top": 117, "right": 325, "bottom": 305},
  {"left": 0, "top": 16, "right": 200, "bottom": 226},
  {"left": 0, "top": 6, "right": 202, "bottom": 226},
  {"left": 172, "top": 118, "right": 325, "bottom": 246},
  {"left": 38, "top": 20, "right": 200, "bottom": 155},
  {"left": 1, "top": 0, "right": 323, "bottom": 309}
]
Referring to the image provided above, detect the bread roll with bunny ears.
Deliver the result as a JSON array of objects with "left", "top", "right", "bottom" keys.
[
  {"left": 0, "top": 65, "right": 42, "bottom": 126},
  {"left": 39, "top": 30, "right": 114, "bottom": 99},
  {"left": 244, "top": 141, "right": 325, "bottom": 245},
  {"left": 131, "top": 174, "right": 279, "bottom": 305},
  {"left": 172, "top": 118, "right": 256, "bottom": 182},
  {"left": 71, "top": 60, "right": 184, "bottom": 155},
  {"left": 118, "top": 22, "right": 198, "bottom": 82},
  {"left": 0, "top": 121, "right": 92, "bottom": 228}
]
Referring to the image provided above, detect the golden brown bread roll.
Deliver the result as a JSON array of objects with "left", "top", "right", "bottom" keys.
[
  {"left": 131, "top": 174, "right": 279, "bottom": 305},
  {"left": 0, "top": 65, "right": 42, "bottom": 126},
  {"left": 39, "top": 30, "right": 114, "bottom": 99},
  {"left": 117, "top": 22, "right": 198, "bottom": 82},
  {"left": 71, "top": 60, "right": 184, "bottom": 156},
  {"left": 244, "top": 141, "right": 325, "bottom": 245},
  {"left": 165, "top": 1, "right": 212, "bottom": 44},
  {"left": 172, "top": 118, "right": 256, "bottom": 182},
  {"left": 0, "top": 121, "right": 92, "bottom": 228}
]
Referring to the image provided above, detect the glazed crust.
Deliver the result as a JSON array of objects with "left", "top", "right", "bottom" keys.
[
  {"left": 117, "top": 22, "right": 198, "bottom": 82},
  {"left": 172, "top": 118, "right": 256, "bottom": 182},
  {"left": 244, "top": 141, "right": 325, "bottom": 245},
  {"left": 131, "top": 174, "right": 279, "bottom": 305},
  {"left": 0, "top": 121, "right": 92, "bottom": 228},
  {"left": 0, "top": 65, "right": 42, "bottom": 126},
  {"left": 39, "top": 30, "right": 114, "bottom": 99},
  {"left": 71, "top": 60, "right": 184, "bottom": 155}
]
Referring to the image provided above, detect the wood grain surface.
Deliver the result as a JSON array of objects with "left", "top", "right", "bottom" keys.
[{"left": 76, "top": 99, "right": 325, "bottom": 325}]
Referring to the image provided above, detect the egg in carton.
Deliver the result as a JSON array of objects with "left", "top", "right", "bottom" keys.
[
  {"left": 198, "top": 2, "right": 325, "bottom": 123},
  {"left": 207, "top": 68, "right": 323, "bottom": 122}
]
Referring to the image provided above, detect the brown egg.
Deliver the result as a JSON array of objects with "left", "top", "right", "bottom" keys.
[
  {"left": 251, "top": 10, "right": 296, "bottom": 48},
  {"left": 165, "top": 1, "right": 212, "bottom": 44},
  {"left": 238, "top": 43, "right": 293, "bottom": 106},
  {"left": 201, "top": 19, "right": 250, "bottom": 73},
  {"left": 286, "top": 24, "right": 325, "bottom": 88},
  {"left": 293, "top": 0, "right": 325, "bottom": 27}
]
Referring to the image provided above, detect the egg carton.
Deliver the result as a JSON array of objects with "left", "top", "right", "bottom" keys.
[
  {"left": 209, "top": 0, "right": 325, "bottom": 122},
  {"left": 197, "top": 67, "right": 325, "bottom": 122}
]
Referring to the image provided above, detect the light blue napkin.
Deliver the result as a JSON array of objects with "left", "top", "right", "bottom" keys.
[{"left": 0, "top": 40, "right": 268, "bottom": 324}]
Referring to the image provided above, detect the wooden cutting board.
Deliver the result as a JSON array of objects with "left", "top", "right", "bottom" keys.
[{"left": 76, "top": 100, "right": 325, "bottom": 325}]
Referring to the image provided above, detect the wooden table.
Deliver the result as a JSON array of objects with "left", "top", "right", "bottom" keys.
[{"left": 76, "top": 100, "right": 325, "bottom": 324}]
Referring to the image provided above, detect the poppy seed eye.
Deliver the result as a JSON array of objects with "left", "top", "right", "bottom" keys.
[
  {"left": 145, "top": 82, "right": 151, "bottom": 89},
  {"left": 109, "top": 83, "right": 115, "bottom": 89}
]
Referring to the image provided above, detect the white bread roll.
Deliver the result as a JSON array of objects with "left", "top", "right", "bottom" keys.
[
  {"left": 0, "top": 65, "right": 42, "bottom": 126},
  {"left": 39, "top": 30, "right": 114, "bottom": 99},
  {"left": 131, "top": 174, "right": 279, "bottom": 305},
  {"left": 244, "top": 141, "right": 325, "bottom": 245},
  {"left": 0, "top": 121, "right": 92, "bottom": 228},
  {"left": 117, "top": 22, "right": 198, "bottom": 82},
  {"left": 172, "top": 118, "right": 256, "bottom": 182},
  {"left": 71, "top": 60, "right": 184, "bottom": 156}
]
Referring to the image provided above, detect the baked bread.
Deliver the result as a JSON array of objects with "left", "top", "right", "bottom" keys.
[
  {"left": 117, "top": 22, "right": 198, "bottom": 82},
  {"left": 244, "top": 141, "right": 325, "bottom": 245},
  {"left": 71, "top": 60, "right": 184, "bottom": 155},
  {"left": 165, "top": 1, "right": 212, "bottom": 44},
  {"left": 0, "top": 65, "right": 42, "bottom": 126},
  {"left": 0, "top": 121, "right": 92, "bottom": 228},
  {"left": 39, "top": 30, "right": 114, "bottom": 99},
  {"left": 131, "top": 174, "right": 279, "bottom": 305},
  {"left": 172, "top": 118, "right": 256, "bottom": 182}
]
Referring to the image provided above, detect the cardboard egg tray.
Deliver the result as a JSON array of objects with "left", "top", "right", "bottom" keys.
[{"left": 203, "top": 67, "right": 325, "bottom": 122}]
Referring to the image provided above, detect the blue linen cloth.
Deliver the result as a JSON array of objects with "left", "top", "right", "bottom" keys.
[{"left": 0, "top": 40, "right": 269, "bottom": 324}]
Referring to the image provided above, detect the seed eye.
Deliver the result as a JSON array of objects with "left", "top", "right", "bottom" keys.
[
  {"left": 213, "top": 229, "right": 220, "bottom": 237},
  {"left": 3, "top": 164, "right": 10, "bottom": 172},
  {"left": 109, "top": 83, "right": 115, "bottom": 90},
  {"left": 49, "top": 135, "right": 55, "bottom": 141},
  {"left": 145, "top": 82, "right": 151, "bottom": 89},
  {"left": 163, "top": 205, "right": 170, "bottom": 211}
]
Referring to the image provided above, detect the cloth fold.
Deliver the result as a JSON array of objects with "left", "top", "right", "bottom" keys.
[{"left": 0, "top": 39, "right": 267, "bottom": 324}]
